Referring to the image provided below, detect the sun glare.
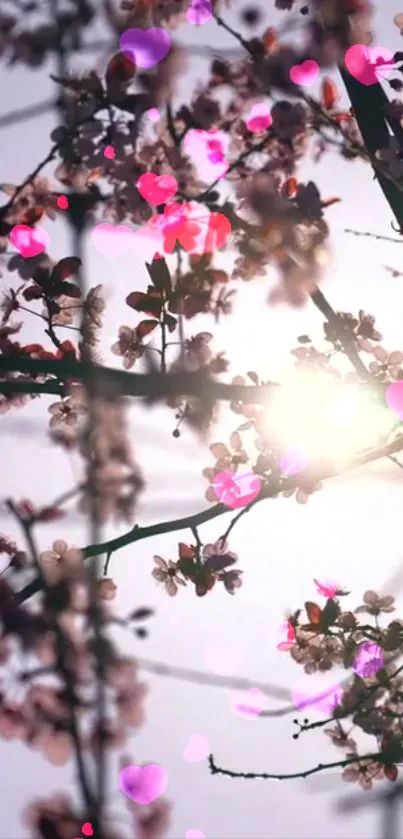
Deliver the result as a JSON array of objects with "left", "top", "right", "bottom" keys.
[{"left": 265, "top": 371, "right": 394, "bottom": 468}]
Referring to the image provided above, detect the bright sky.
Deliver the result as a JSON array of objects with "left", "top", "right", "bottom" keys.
[{"left": 2, "top": 0, "right": 403, "bottom": 837}]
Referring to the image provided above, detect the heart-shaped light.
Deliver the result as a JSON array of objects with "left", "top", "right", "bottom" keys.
[
  {"left": 10, "top": 224, "right": 49, "bottom": 258},
  {"left": 137, "top": 172, "right": 178, "bottom": 206}
]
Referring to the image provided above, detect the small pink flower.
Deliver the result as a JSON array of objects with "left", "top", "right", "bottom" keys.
[
  {"left": 353, "top": 642, "right": 384, "bottom": 678},
  {"left": 246, "top": 103, "right": 273, "bottom": 133},
  {"left": 183, "top": 129, "right": 229, "bottom": 183},
  {"left": 314, "top": 579, "right": 339, "bottom": 599},
  {"left": 277, "top": 621, "right": 296, "bottom": 651}
]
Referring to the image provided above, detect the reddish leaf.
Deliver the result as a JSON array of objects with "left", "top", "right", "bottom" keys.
[
  {"left": 126, "top": 290, "right": 163, "bottom": 318},
  {"left": 384, "top": 765, "right": 398, "bottom": 782},
  {"left": 137, "top": 319, "right": 159, "bottom": 339},
  {"left": 20, "top": 207, "right": 45, "bottom": 226},
  {"left": 56, "top": 340, "right": 76, "bottom": 359},
  {"left": 106, "top": 52, "right": 136, "bottom": 86},
  {"left": 23, "top": 343, "right": 46, "bottom": 357},
  {"left": 178, "top": 543, "right": 196, "bottom": 560},
  {"left": 37, "top": 506, "right": 66, "bottom": 522},
  {"left": 196, "top": 570, "right": 216, "bottom": 597},
  {"left": 321, "top": 197, "right": 341, "bottom": 208},
  {"left": 263, "top": 27, "right": 278, "bottom": 54},
  {"left": 282, "top": 177, "right": 298, "bottom": 198},
  {"left": 51, "top": 257, "right": 82, "bottom": 284},
  {"left": 321, "top": 78, "right": 339, "bottom": 110},
  {"left": 145, "top": 257, "right": 172, "bottom": 294}
]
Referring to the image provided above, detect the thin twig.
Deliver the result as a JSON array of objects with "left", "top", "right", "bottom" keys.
[{"left": 208, "top": 750, "right": 384, "bottom": 781}]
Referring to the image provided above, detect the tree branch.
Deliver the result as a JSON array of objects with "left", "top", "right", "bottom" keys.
[
  {"left": 208, "top": 750, "right": 383, "bottom": 781},
  {"left": 13, "top": 434, "right": 403, "bottom": 605}
]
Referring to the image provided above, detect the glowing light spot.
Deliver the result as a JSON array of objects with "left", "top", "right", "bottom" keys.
[
  {"left": 183, "top": 734, "right": 210, "bottom": 762},
  {"left": 147, "top": 107, "right": 160, "bottom": 122},
  {"left": 104, "top": 145, "right": 115, "bottom": 159},
  {"left": 386, "top": 380, "right": 403, "bottom": 419},
  {"left": 56, "top": 195, "right": 69, "bottom": 210}
]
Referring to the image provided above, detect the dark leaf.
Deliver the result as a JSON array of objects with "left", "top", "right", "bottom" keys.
[
  {"left": 146, "top": 256, "right": 172, "bottom": 294},
  {"left": 51, "top": 257, "right": 82, "bottom": 284},
  {"left": 203, "top": 553, "right": 236, "bottom": 572},
  {"left": 164, "top": 313, "right": 177, "bottom": 333},
  {"left": 126, "top": 290, "right": 163, "bottom": 318},
  {"left": 106, "top": 52, "right": 136, "bottom": 86},
  {"left": 130, "top": 607, "right": 155, "bottom": 622},
  {"left": 297, "top": 334, "right": 311, "bottom": 344},
  {"left": 55, "top": 281, "right": 81, "bottom": 298},
  {"left": 135, "top": 627, "right": 148, "bottom": 639},
  {"left": 23, "top": 284, "right": 43, "bottom": 301},
  {"left": 247, "top": 371, "right": 259, "bottom": 384},
  {"left": 196, "top": 570, "right": 216, "bottom": 596},
  {"left": 137, "top": 319, "right": 159, "bottom": 339}
]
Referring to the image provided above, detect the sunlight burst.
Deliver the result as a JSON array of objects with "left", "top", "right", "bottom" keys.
[{"left": 266, "top": 372, "right": 393, "bottom": 468}]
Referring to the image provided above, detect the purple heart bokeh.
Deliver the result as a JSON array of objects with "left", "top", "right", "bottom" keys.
[
  {"left": 120, "top": 28, "right": 171, "bottom": 69},
  {"left": 119, "top": 763, "right": 167, "bottom": 804}
]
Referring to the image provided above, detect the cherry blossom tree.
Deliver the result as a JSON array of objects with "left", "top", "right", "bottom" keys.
[{"left": 2, "top": 0, "right": 403, "bottom": 836}]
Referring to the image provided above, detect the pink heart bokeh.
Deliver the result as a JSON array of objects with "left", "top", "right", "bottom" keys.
[
  {"left": 291, "top": 676, "right": 343, "bottom": 716},
  {"left": 231, "top": 687, "right": 266, "bottom": 718},
  {"left": 120, "top": 27, "right": 171, "bottom": 69},
  {"left": 183, "top": 734, "right": 210, "bottom": 762},
  {"left": 91, "top": 223, "right": 135, "bottom": 258},
  {"left": 213, "top": 470, "right": 261, "bottom": 509},
  {"left": 289, "top": 60, "right": 320, "bottom": 87},
  {"left": 119, "top": 763, "right": 167, "bottom": 804},
  {"left": 137, "top": 172, "right": 178, "bottom": 206},
  {"left": 10, "top": 224, "right": 49, "bottom": 258},
  {"left": 344, "top": 44, "right": 395, "bottom": 86},
  {"left": 91, "top": 222, "right": 163, "bottom": 260},
  {"left": 246, "top": 103, "right": 273, "bottom": 133}
]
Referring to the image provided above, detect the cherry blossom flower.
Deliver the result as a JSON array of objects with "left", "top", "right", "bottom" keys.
[
  {"left": 201, "top": 539, "right": 238, "bottom": 572},
  {"left": 353, "top": 642, "right": 384, "bottom": 678},
  {"left": 368, "top": 346, "right": 403, "bottom": 379},
  {"left": 152, "top": 555, "right": 187, "bottom": 596},
  {"left": 111, "top": 326, "right": 146, "bottom": 369},
  {"left": 314, "top": 579, "right": 348, "bottom": 598},
  {"left": 342, "top": 755, "right": 385, "bottom": 790},
  {"left": 39, "top": 539, "right": 83, "bottom": 583},
  {"left": 277, "top": 620, "right": 296, "bottom": 651},
  {"left": 355, "top": 591, "right": 395, "bottom": 616},
  {"left": 324, "top": 725, "right": 357, "bottom": 751},
  {"left": 47, "top": 395, "right": 86, "bottom": 430},
  {"left": 98, "top": 578, "right": 118, "bottom": 600}
]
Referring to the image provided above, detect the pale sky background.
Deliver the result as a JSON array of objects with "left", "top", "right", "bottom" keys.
[{"left": 2, "top": 0, "right": 403, "bottom": 837}]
